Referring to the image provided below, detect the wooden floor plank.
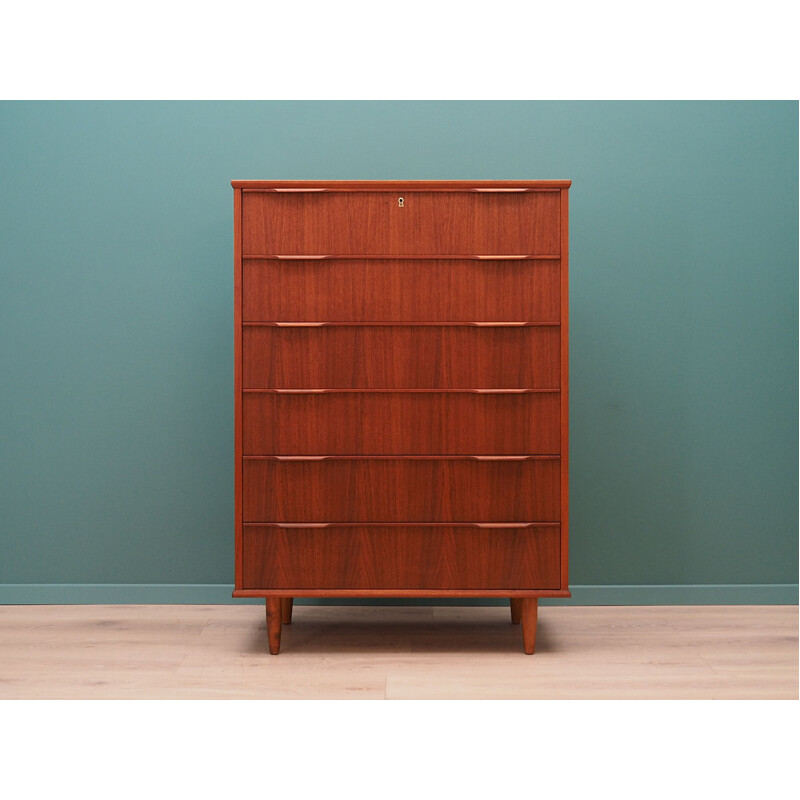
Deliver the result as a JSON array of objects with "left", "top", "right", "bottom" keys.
[{"left": 0, "top": 605, "right": 796, "bottom": 699}]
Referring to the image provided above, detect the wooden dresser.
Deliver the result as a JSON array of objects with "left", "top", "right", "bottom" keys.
[{"left": 231, "top": 180, "right": 571, "bottom": 654}]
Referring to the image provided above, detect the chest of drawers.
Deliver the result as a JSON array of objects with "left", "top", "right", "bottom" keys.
[{"left": 231, "top": 180, "right": 571, "bottom": 654}]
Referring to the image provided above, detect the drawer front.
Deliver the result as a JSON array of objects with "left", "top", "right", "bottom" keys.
[
  {"left": 242, "top": 525, "right": 561, "bottom": 590},
  {"left": 241, "top": 191, "right": 560, "bottom": 255},
  {"left": 242, "top": 457, "right": 560, "bottom": 522},
  {"left": 242, "top": 325, "right": 560, "bottom": 389},
  {"left": 243, "top": 391, "right": 560, "bottom": 455},
  {"left": 242, "top": 258, "right": 561, "bottom": 323}
]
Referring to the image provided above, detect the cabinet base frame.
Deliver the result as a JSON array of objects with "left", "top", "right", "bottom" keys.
[
  {"left": 234, "top": 588, "right": 571, "bottom": 598},
  {"left": 253, "top": 593, "right": 563, "bottom": 655}
]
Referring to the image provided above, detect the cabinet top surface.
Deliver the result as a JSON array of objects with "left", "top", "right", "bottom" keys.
[{"left": 231, "top": 180, "right": 571, "bottom": 190}]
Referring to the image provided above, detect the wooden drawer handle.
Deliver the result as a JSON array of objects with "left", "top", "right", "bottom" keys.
[
  {"left": 248, "top": 321, "right": 538, "bottom": 327},
  {"left": 273, "top": 456, "right": 330, "bottom": 461},
  {"left": 471, "top": 389, "right": 532, "bottom": 394},
  {"left": 272, "top": 523, "right": 331, "bottom": 527},
  {"left": 470, "top": 455, "right": 533, "bottom": 461},
  {"left": 474, "top": 255, "right": 530, "bottom": 260},
  {"left": 473, "top": 523, "right": 537, "bottom": 528},
  {"left": 268, "top": 321, "right": 533, "bottom": 326},
  {"left": 275, "top": 523, "right": 538, "bottom": 529}
]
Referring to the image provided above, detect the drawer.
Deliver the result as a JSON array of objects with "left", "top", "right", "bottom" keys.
[
  {"left": 242, "top": 325, "right": 560, "bottom": 389},
  {"left": 242, "top": 456, "right": 560, "bottom": 522},
  {"left": 242, "top": 258, "right": 561, "bottom": 323},
  {"left": 242, "top": 524, "right": 561, "bottom": 590},
  {"left": 243, "top": 391, "right": 560, "bottom": 455},
  {"left": 241, "top": 191, "right": 560, "bottom": 255}
]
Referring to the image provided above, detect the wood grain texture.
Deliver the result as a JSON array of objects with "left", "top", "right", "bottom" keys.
[
  {"left": 242, "top": 457, "right": 560, "bottom": 523},
  {"left": 242, "top": 325, "right": 559, "bottom": 389},
  {"left": 241, "top": 191, "right": 560, "bottom": 255},
  {"left": 242, "top": 391, "right": 560, "bottom": 455},
  {"left": 242, "top": 525, "right": 561, "bottom": 590},
  {"left": 242, "top": 258, "right": 560, "bottom": 323}
]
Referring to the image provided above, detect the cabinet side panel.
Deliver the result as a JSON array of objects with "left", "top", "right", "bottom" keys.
[
  {"left": 234, "top": 188, "right": 243, "bottom": 589},
  {"left": 560, "top": 188, "right": 569, "bottom": 589}
]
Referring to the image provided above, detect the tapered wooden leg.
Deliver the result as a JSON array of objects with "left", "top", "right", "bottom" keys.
[
  {"left": 265, "top": 598, "right": 282, "bottom": 655},
  {"left": 521, "top": 598, "right": 538, "bottom": 655},
  {"left": 281, "top": 597, "right": 294, "bottom": 624},
  {"left": 510, "top": 599, "right": 522, "bottom": 625}
]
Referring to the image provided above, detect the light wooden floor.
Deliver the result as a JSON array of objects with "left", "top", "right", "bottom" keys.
[{"left": 0, "top": 604, "right": 796, "bottom": 699}]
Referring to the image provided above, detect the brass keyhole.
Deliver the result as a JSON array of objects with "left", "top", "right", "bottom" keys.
[{"left": 398, "top": 197, "right": 404, "bottom": 207}]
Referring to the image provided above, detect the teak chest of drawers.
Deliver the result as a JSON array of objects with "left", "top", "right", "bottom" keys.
[{"left": 231, "top": 180, "right": 571, "bottom": 654}]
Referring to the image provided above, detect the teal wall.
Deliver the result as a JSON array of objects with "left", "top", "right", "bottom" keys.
[{"left": 0, "top": 101, "right": 797, "bottom": 603}]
